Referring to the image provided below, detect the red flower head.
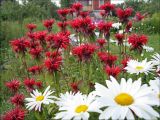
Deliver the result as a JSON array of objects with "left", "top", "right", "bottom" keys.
[
  {"left": 10, "top": 94, "right": 24, "bottom": 107},
  {"left": 26, "top": 23, "right": 37, "bottom": 32},
  {"left": 100, "top": 10, "right": 106, "bottom": 18},
  {"left": 28, "top": 65, "right": 42, "bottom": 74},
  {"left": 57, "top": 8, "right": 69, "bottom": 20},
  {"left": 97, "top": 21, "right": 112, "bottom": 35},
  {"left": 57, "top": 21, "right": 68, "bottom": 31},
  {"left": 70, "top": 80, "right": 82, "bottom": 93},
  {"left": 80, "top": 11, "right": 89, "bottom": 18},
  {"left": 3, "top": 108, "right": 26, "bottom": 120},
  {"left": 72, "top": 2, "right": 83, "bottom": 13},
  {"left": 98, "top": 52, "right": 117, "bottom": 66},
  {"left": 44, "top": 51, "right": 62, "bottom": 73},
  {"left": 43, "top": 19, "right": 54, "bottom": 31},
  {"left": 45, "top": 51, "right": 61, "bottom": 58},
  {"left": 10, "top": 38, "right": 30, "bottom": 54},
  {"left": 128, "top": 34, "right": 148, "bottom": 53},
  {"left": 100, "top": 2, "right": 115, "bottom": 15},
  {"left": 34, "top": 31, "right": 47, "bottom": 43},
  {"left": 96, "top": 38, "right": 106, "bottom": 48},
  {"left": 5, "top": 80, "right": 20, "bottom": 92},
  {"left": 105, "top": 65, "right": 121, "bottom": 78},
  {"left": 52, "top": 32, "right": 70, "bottom": 49},
  {"left": 35, "top": 81, "right": 43, "bottom": 89},
  {"left": 29, "top": 47, "right": 42, "bottom": 59},
  {"left": 135, "top": 12, "right": 145, "bottom": 21},
  {"left": 68, "top": 8, "right": 75, "bottom": 16},
  {"left": 115, "top": 33, "right": 124, "bottom": 45},
  {"left": 23, "top": 78, "right": 35, "bottom": 92},
  {"left": 126, "top": 20, "right": 132, "bottom": 32},
  {"left": 116, "top": 7, "right": 133, "bottom": 23},
  {"left": 121, "top": 57, "right": 131, "bottom": 71},
  {"left": 72, "top": 44, "right": 97, "bottom": 62}
]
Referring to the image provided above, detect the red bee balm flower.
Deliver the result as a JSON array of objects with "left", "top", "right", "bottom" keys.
[
  {"left": 23, "top": 78, "right": 35, "bottom": 92},
  {"left": 128, "top": 34, "right": 148, "bottom": 53},
  {"left": 115, "top": 33, "right": 124, "bottom": 45},
  {"left": 57, "top": 21, "right": 68, "bottom": 31},
  {"left": 80, "top": 11, "right": 89, "bottom": 18},
  {"left": 105, "top": 66, "right": 121, "bottom": 78},
  {"left": 97, "top": 21, "right": 112, "bottom": 34},
  {"left": 135, "top": 12, "right": 145, "bottom": 21},
  {"left": 100, "top": 2, "right": 115, "bottom": 15},
  {"left": 126, "top": 21, "right": 132, "bottom": 32},
  {"left": 3, "top": 107, "right": 25, "bottom": 120},
  {"left": 5, "top": 80, "right": 20, "bottom": 92},
  {"left": 116, "top": 7, "right": 133, "bottom": 23},
  {"left": 96, "top": 39, "right": 106, "bottom": 48},
  {"left": 34, "top": 31, "right": 47, "bottom": 44},
  {"left": 28, "top": 65, "right": 42, "bottom": 74},
  {"left": 72, "top": 2, "right": 83, "bottom": 13},
  {"left": 26, "top": 23, "right": 37, "bottom": 31},
  {"left": 29, "top": 47, "right": 42, "bottom": 59},
  {"left": 70, "top": 81, "right": 82, "bottom": 93},
  {"left": 44, "top": 51, "right": 62, "bottom": 73},
  {"left": 35, "top": 81, "right": 43, "bottom": 89},
  {"left": 10, "top": 38, "right": 30, "bottom": 53},
  {"left": 121, "top": 57, "right": 131, "bottom": 71},
  {"left": 98, "top": 52, "right": 117, "bottom": 66},
  {"left": 57, "top": 8, "right": 69, "bottom": 19},
  {"left": 43, "top": 19, "right": 54, "bottom": 31},
  {"left": 72, "top": 44, "right": 97, "bottom": 62},
  {"left": 10, "top": 94, "right": 24, "bottom": 107},
  {"left": 53, "top": 32, "right": 70, "bottom": 49}
]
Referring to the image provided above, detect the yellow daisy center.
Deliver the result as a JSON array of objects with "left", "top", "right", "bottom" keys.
[
  {"left": 36, "top": 95, "right": 44, "bottom": 101},
  {"left": 114, "top": 93, "right": 134, "bottom": 106},
  {"left": 136, "top": 66, "right": 144, "bottom": 70},
  {"left": 75, "top": 105, "right": 88, "bottom": 113}
]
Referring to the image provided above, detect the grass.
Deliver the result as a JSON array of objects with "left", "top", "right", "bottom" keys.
[{"left": 0, "top": 20, "right": 160, "bottom": 119}]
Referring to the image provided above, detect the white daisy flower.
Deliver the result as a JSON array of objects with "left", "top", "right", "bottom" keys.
[
  {"left": 149, "top": 77, "right": 160, "bottom": 106},
  {"left": 143, "top": 45, "right": 154, "bottom": 52},
  {"left": 55, "top": 92, "right": 101, "bottom": 120},
  {"left": 25, "top": 86, "right": 56, "bottom": 111},
  {"left": 93, "top": 76, "right": 160, "bottom": 120},
  {"left": 112, "top": 22, "right": 122, "bottom": 29},
  {"left": 125, "top": 59, "right": 154, "bottom": 75},
  {"left": 151, "top": 53, "right": 160, "bottom": 66}
]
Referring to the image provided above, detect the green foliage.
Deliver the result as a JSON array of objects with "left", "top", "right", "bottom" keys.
[
  {"left": 0, "top": 0, "right": 59, "bottom": 21},
  {"left": 133, "top": 13, "right": 160, "bottom": 34}
]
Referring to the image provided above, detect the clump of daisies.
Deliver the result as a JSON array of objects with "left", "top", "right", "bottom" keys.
[
  {"left": 125, "top": 58, "right": 154, "bottom": 75},
  {"left": 93, "top": 76, "right": 160, "bottom": 120},
  {"left": 54, "top": 92, "right": 101, "bottom": 120},
  {"left": 25, "top": 86, "right": 56, "bottom": 111}
]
